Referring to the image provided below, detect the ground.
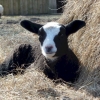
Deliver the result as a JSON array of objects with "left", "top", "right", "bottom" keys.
[{"left": 0, "top": 15, "right": 99, "bottom": 100}]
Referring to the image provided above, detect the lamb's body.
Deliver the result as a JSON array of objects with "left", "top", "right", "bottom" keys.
[{"left": 0, "top": 40, "right": 79, "bottom": 82}]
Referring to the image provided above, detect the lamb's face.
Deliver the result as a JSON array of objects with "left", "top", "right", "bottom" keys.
[
  {"left": 39, "top": 22, "right": 67, "bottom": 59},
  {"left": 20, "top": 20, "right": 86, "bottom": 60}
]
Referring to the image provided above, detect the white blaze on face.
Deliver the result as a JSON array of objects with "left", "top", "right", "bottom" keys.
[{"left": 41, "top": 22, "right": 61, "bottom": 59}]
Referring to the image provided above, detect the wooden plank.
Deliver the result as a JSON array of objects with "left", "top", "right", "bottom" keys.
[
  {"left": 41, "top": 0, "right": 44, "bottom": 13},
  {"left": 12, "top": 0, "right": 15, "bottom": 15},
  {"left": 3, "top": 0, "right": 9, "bottom": 15},
  {"left": 42, "top": 0, "right": 47, "bottom": 13},
  {"left": 20, "top": 0, "right": 23, "bottom": 15},
  {"left": 27, "top": 0, "right": 32, "bottom": 15},
  {"left": 44, "top": 0, "right": 49, "bottom": 13},
  {"left": 49, "top": 0, "right": 57, "bottom": 13},
  {"left": 32, "top": 0, "right": 38, "bottom": 14},
  {"left": 17, "top": 0, "right": 20, "bottom": 15},
  {"left": 9, "top": 0, "right": 13, "bottom": 15},
  {"left": 30, "top": 0, "right": 34, "bottom": 15},
  {"left": 42, "top": 0, "right": 45, "bottom": 13},
  {"left": 7, "top": 0, "right": 10, "bottom": 15},
  {"left": 13, "top": 0, "right": 18, "bottom": 15},
  {"left": 23, "top": 0, "right": 28, "bottom": 15},
  {"left": 37, "top": 0, "right": 43, "bottom": 14},
  {"left": 20, "top": 0, "right": 27, "bottom": 15},
  {"left": 25, "top": 0, "right": 28, "bottom": 15},
  {"left": 29, "top": 0, "right": 33, "bottom": 15}
]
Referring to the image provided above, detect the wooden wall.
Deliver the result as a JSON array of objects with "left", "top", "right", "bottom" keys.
[
  {"left": 0, "top": 0, "right": 49, "bottom": 15},
  {"left": 49, "top": 0, "right": 57, "bottom": 13}
]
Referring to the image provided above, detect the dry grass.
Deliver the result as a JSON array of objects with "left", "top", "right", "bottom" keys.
[
  {"left": 59, "top": 0, "right": 100, "bottom": 98},
  {"left": 0, "top": 13, "right": 99, "bottom": 100}
]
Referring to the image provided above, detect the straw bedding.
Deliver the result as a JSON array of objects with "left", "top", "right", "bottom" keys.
[{"left": 58, "top": 0, "right": 100, "bottom": 97}]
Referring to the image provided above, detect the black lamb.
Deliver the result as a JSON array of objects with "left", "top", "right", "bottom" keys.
[{"left": 0, "top": 20, "right": 85, "bottom": 83}]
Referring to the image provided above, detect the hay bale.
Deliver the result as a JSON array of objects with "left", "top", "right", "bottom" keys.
[{"left": 58, "top": 0, "right": 100, "bottom": 97}]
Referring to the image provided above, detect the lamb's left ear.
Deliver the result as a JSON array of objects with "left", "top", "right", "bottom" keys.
[
  {"left": 20, "top": 20, "right": 43, "bottom": 34},
  {"left": 65, "top": 20, "right": 86, "bottom": 36}
]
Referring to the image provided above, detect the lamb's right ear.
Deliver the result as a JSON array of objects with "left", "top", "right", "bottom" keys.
[
  {"left": 20, "top": 20, "right": 43, "bottom": 34},
  {"left": 65, "top": 20, "right": 86, "bottom": 36}
]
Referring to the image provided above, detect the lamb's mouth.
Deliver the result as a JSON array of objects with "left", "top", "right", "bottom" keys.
[{"left": 45, "top": 51, "right": 55, "bottom": 54}]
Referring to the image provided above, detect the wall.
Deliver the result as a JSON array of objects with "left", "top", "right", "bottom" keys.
[
  {"left": 49, "top": 0, "right": 57, "bottom": 13},
  {"left": 0, "top": 0, "right": 49, "bottom": 15}
]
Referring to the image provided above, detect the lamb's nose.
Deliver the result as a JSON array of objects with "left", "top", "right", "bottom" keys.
[{"left": 45, "top": 46, "right": 53, "bottom": 52}]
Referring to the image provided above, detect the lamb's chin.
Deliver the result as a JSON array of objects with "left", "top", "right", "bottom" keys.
[{"left": 43, "top": 53, "right": 57, "bottom": 60}]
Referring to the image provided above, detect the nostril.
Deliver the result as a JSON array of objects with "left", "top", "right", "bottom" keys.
[{"left": 45, "top": 46, "right": 53, "bottom": 52}]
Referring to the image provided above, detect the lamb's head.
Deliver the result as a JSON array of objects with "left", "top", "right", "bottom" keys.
[{"left": 20, "top": 20, "right": 85, "bottom": 60}]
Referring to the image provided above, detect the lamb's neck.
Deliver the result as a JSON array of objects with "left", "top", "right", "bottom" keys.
[
  {"left": 45, "top": 55, "right": 63, "bottom": 67},
  {"left": 45, "top": 48, "right": 78, "bottom": 65}
]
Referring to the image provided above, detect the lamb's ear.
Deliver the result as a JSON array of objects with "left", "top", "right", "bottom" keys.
[
  {"left": 20, "top": 20, "right": 43, "bottom": 34},
  {"left": 65, "top": 20, "right": 86, "bottom": 36}
]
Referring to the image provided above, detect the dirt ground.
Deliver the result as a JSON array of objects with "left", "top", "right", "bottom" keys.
[{"left": 0, "top": 15, "right": 99, "bottom": 100}]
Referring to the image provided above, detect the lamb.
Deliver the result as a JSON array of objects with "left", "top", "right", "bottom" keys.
[
  {"left": 0, "top": 5, "right": 4, "bottom": 18},
  {"left": 0, "top": 20, "right": 85, "bottom": 83}
]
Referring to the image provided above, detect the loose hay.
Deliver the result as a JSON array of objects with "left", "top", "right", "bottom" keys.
[{"left": 59, "top": 0, "right": 100, "bottom": 98}]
